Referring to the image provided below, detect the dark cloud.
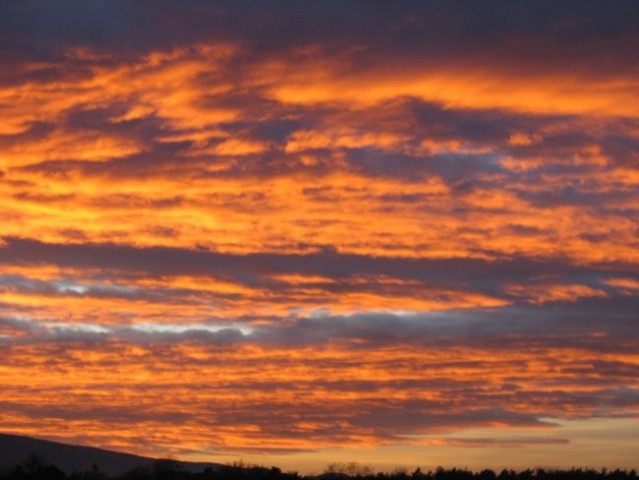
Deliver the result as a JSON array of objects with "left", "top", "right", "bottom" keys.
[
  {"left": 2, "top": 237, "right": 635, "bottom": 302},
  {"left": 0, "top": 237, "right": 609, "bottom": 280},
  {"left": 2, "top": 296, "right": 638, "bottom": 354},
  {"left": 2, "top": 1, "right": 638, "bottom": 63}
]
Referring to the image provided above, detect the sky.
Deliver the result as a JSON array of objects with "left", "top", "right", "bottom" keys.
[{"left": 0, "top": 0, "right": 638, "bottom": 473}]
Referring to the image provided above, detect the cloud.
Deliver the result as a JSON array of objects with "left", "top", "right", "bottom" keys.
[
  {"left": 430, "top": 437, "right": 570, "bottom": 447},
  {"left": 0, "top": 0, "right": 638, "bottom": 465},
  {"left": 0, "top": 314, "right": 637, "bottom": 456}
]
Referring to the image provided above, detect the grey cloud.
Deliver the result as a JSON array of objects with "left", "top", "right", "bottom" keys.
[
  {"left": 3, "top": 237, "right": 633, "bottom": 289},
  {"left": 2, "top": 297, "right": 638, "bottom": 353}
]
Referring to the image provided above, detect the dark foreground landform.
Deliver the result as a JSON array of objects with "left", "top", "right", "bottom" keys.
[
  {"left": 0, "top": 434, "right": 636, "bottom": 480},
  {"left": 0, "top": 434, "right": 219, "bottom": 477},
  {"left": 1, "top": 460, "right": 638, "bottom": 480}
]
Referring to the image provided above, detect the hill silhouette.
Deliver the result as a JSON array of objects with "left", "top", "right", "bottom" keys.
[{"left": 0, "top": 433, "right": 219, "bottom": 477}]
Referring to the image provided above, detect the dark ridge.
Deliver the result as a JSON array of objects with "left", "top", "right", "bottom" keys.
[{"left": 0, "top": 433, "right": 219, "bottom": 477}]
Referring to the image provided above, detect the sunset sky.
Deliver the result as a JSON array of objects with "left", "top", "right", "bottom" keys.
[{"left": 1, "top": 0, "right": 638, "bottom": 473}]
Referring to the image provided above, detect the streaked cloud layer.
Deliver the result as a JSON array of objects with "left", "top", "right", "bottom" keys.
[{"left": 1, "top": 0, "right": 638, "bottom": 472}]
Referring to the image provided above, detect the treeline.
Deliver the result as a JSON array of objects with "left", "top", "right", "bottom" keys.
[{"left": 0, "top": 458, "right": 637, "bottom": 480}]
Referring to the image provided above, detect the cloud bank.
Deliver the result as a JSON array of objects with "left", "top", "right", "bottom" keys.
[{"left": 0, "top": 0, "right": 638, "bottom": 469}]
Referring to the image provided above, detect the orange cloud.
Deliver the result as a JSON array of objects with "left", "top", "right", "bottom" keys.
[
  {"left": 0, "top": 4, "right": 638, "bottom": 468},
  {"left": 260, "top": 55, "right": 639, "bottom": 116}
]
